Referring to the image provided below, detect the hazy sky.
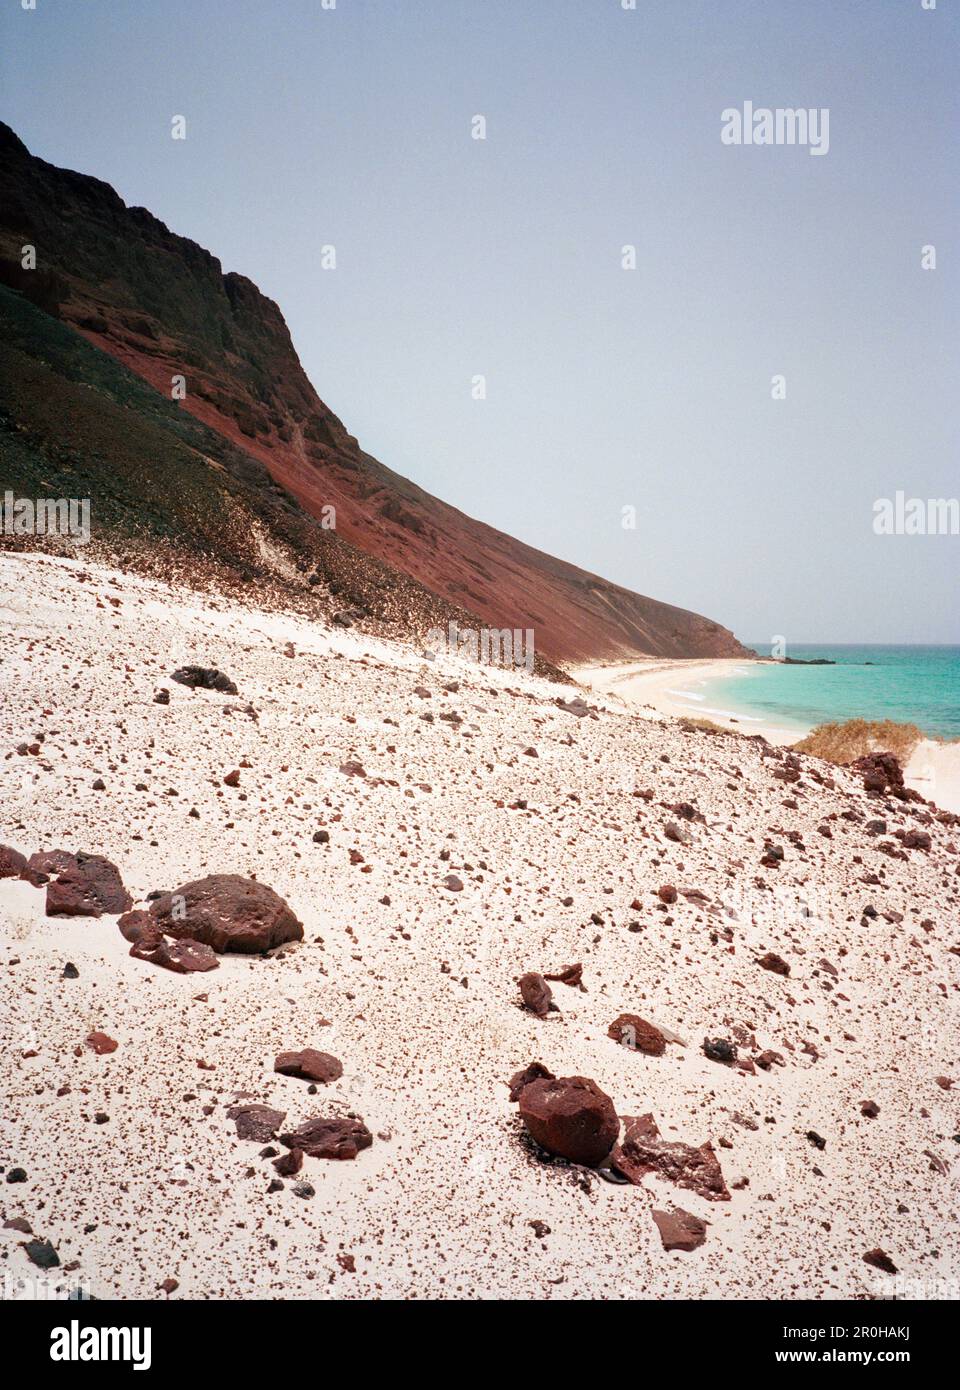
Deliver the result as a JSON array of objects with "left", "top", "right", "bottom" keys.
[{"left": 3, "top": 0, "right": 957, "bottom": 643}]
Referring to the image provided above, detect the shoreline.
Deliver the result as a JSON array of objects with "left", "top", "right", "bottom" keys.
[{"left": 572, "top": 656, "right": 960, "bottom": 815}]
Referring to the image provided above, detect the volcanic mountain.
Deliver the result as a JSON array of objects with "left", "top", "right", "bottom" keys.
[{"left": 0, "top": 122, "right": 747, "bottom": 665}]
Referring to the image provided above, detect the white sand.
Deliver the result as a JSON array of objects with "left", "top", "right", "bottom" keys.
[
  {"left": 575, "top": 659, "right": 960, "bottom": 815},
  {"left": 1, "top": 552, "right": 958, "bottom": 1301}
]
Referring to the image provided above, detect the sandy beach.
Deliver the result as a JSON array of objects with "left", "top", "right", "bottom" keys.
[
  {"left": 1, "top": 550, "right": 958, "bottom": 1302},
  {"left": 574, "top": 658, "right": 960, "bottom": 816}
]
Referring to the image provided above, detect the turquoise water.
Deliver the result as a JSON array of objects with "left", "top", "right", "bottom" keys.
[{"left": 693, "top": 646, "right": 960, "bottom": 739}]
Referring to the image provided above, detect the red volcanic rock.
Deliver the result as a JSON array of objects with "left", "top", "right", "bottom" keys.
[
  {"left": 280, "top": 1115, "right": 373, "bottom": 1161},
  {"left": 518, "top": 1076, "right": 619, "bottom": 1167},
  {"left": 758, "top": 951, "right": 790, "bottom": 977},
  {"left": 117, "top": 910, "right": 155, "bottom": 943},
  {"left": 148, "top": 875, "right": 303, "bottom": 953},
  {"left": 519, "top": 972, "right": 555, "bottom": 1019},
  {"left": 651, "top": 1207, "right": 708, "bottom": 1253},
  {"left": 852, "top": 752, "right": 903, "bottom": 796},
  {"left": 0, "top": 845, "right": 26, "bottom": 878},
  {"left": 21, "top": 849, "right": 77, "bottom": 885},
  {"left": 130, "top": 932, "right": 219, "bottom": 974},
  {"left": 274, "top": 1050, "right": 343, "bottom": 1084},
  {"left": 612, "top": 1124, "right": 730, "bottom": 1201},
  {"left": 608, "top": 1014, "right": 667, "bottom": 1057},
  {"left": 85, "top": 1031, "right": 118, "bottom": 1055},
  {"left": 507, "top": 1061, "right": 555, "bottom": 1102},
  {"left": 228, "top": 1104, "right": 286, "bottom": 1142},
  {"left": 863, "top": 1248, "right": 898, "bottom": 1275},
  {"left": 543, "top": 962, "right": 584, "bottom": 989},
  {"left": 657, "top": 884, "right": 678, "bottom": 904},
  {"left": 273, "top": 1147, "right": 303, "bottom": 1177},
  {"left": 46, "top": 853, "right": 133, "bottom": 918},
  {"left": 0, "top": 123, "right": 750, "bottom": 669}
]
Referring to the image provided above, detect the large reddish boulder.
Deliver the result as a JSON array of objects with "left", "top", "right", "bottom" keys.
[
  {"left": 0, "top": 845, "right": 27, "bottom": 878},
  {"left": 518, "top": 1075, "right": 619, "bottom": 1167},
  {"left": 279, "top": 1115, "right": 372, "bottom": 1160},
  {"left": 148, "top": 875, "right": 303, "bottom": 953},
  {"left": 44, "top": 853, "right": 132, "bottom": 917}
]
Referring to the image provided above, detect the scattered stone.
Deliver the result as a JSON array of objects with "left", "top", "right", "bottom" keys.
[
  {"left": 279, "top": 1115, "right": 373, "bottom": 1160},
  {"left": 131, "top": 934, "right": 219, "bottom": 974},
  {"left": 517, "top": 1075, "right": 619, "bottom": 1167},
  {"left": 23, "top": 1239, "right": 59, "bottom": 1269},
  {"left": 657, "top": 884, "right": 678, "bottom": 904},
  {"left": 171, "top": 666, "right": 238, "bottom": 695},
  {"left": 861, "top": 1100, "right": 880, "bottom": 1119},
  {"left": 273, "top": 1147, "right": 303, "bottom": 1177},
  {"left": 519, "top": 972, "right": 555, "bottom": 1018},
  {"left": 274, "top": 1050, "right": 343, "bottom": 1084},
  {"left": 0, "top": 844, "right": 27, "bottom": 878},
  {"left": 611, "top": 1116, "right": 730, "bottom": 1201},
  {"left": 863, "top": 1247, "right": 898, "bottom": 1275},
  {"left": 608, "top": 1014, "right": 667, "bottom": 1057},
  {"left": 228, "top": 1104, "right": 286, "bottom": 1142},
  {"left": 543, "top": 962, "right": 584, "bottom": 989},
  {"left": 153, "top": 688, "right": 170, "bottom": 705},
  {"left": 758, "top": 952, "right": 790, "bottom": 977},
  {"left": 45, "top": 852, "right": 132, "bottom": 918},
  {"left": 703, "top": 1037, "right": 737, "bottom": 1065},
  {"left": 651, "top": 1207, "right": 708, "bottom": 1253},
  {"left": 507, "top": 1061, "right": 554, "bottom": 1102},
  {"left": 85, "top": 1031, "right": 118, "bottom": 1055}
]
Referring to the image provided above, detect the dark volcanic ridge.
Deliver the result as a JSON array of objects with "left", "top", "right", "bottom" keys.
[{"left": 0, "top": 121, "right": 748, "bottom": 667}]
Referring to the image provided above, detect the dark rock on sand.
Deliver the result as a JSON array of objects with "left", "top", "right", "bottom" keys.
[
  {"left": 608, "top": 1014, "right": 667, "bottom": 1057},
  {"left": 279, "top": 1115, "right": 373, "bottom": 1160},
  {"left": 507, "top": 1061, "right": 555, "bottom": 1102},
  {"left": 131, "top": 932, "right": 219, "bottom": 974},
  {"left": 23, "top": 1239, "right": 59, "bottom": 1269},
  {"left": 85, "top": 1031, "right": 118, "bottom": 1055},
  {"left": 611, "top": 1115, "right": 730, "bottom": 1201},
  {"left": 44, "top": 852, "right": 132, "bottom": 917},
  {"left": 0, "top": 844, "right": 27, "bottom": 878},
  {"left": 517, "top": 1075, "right": 619, "bottom": 1167},
  {"left": 543, "top": 962, "right": 584, "bottom": 989},
  {"left": 863, "top": 1247, "right": 898, "bottom": 1275},
  {"left": 703, "top": 1037, "right": 738, "bottom": 1065},
  {"left": 274, "top": 1050, "right": 343, "bottom": 1084},
  {"left": 171, "top": 666, "right": 238, "bottom": 695},
  {"left": 228, "top": 1104, "right": 286, "bottom": 1142},
  {"left": 758, "top": 951, "right": 790, "bottom": 977},
  {"left": 148, "top": 875, "right": 303, "bottom": 953},
  {"left": 651, "top": 1207, "right": 708, "bottom": 1252},
  {"left": 519, "top": 972, "right": 555, "bottom": 1018}
]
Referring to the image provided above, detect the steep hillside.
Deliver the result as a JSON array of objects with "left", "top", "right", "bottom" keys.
[{"left": 0, "top": 122, "right": 747, "bottom": 665}]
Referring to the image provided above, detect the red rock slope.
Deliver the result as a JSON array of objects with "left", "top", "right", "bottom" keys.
[{"left": 0, "top": 123, "right": 747, "bottom": 664}]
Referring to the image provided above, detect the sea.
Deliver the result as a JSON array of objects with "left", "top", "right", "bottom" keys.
[{"left": 691, "top": 645, "right": 960, "bottom": 740}]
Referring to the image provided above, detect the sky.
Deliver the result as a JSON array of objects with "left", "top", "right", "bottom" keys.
[{"left": 2, "top": 0, "right": 957, "bottom": 644}]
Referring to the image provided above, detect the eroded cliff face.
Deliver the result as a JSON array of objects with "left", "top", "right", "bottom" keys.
[{"left": 0, "top": 122, "right": 748, "bottom": 663}]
